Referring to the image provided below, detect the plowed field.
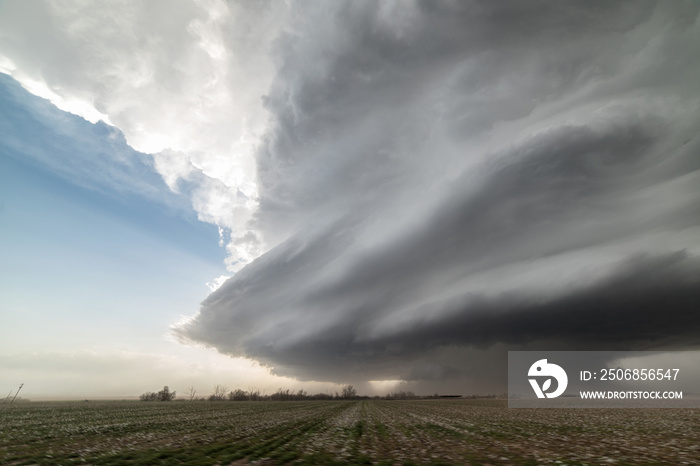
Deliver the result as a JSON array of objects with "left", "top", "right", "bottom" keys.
[{"left": 1, "top": 399, "right": 697, "bottom": 465}]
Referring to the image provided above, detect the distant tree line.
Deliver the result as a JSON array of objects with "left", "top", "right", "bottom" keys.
[
  {"left": 140, "top": 384, "right": 359, "bottom": 402},
  {"left": 384, "top": 390, "right": 420, "bottom": 400},
  {"left": 203, "top": 385, "right": 358, "bottom": 401},
  {"left": 140, "top": 384, "right": 501, "bottom": 402}
]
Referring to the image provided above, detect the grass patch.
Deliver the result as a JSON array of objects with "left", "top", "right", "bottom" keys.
[
  {"left": 351, "top": 420, "right": 365, "bottom": 439},
  {"left": 375, "top": 421, "right": 389, "bottom": 438}
]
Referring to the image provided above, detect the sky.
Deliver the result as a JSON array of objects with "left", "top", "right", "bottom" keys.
[{"left": 1, "top": 0, "right": 699, "bottom": 399}]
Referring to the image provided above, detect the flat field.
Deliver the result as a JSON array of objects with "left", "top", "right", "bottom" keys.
[{"left": 1, "top": 399, "right": 698, "bottom": 465}]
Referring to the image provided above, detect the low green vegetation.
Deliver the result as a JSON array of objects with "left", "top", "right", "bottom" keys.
[{"left": 1, "top": 399, "right": 697, "bottom": 465}]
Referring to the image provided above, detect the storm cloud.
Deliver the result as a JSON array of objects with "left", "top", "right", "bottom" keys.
[
  {"left": 174, "top": 1, "right": 700, "bottom": 386},
  {"left": 4, "top": 1, "right": 696, "bottom": 389}
]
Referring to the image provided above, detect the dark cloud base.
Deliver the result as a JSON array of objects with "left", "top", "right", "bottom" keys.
[{"left": 178, "top": 248, "right": 700, "bottom": 384}]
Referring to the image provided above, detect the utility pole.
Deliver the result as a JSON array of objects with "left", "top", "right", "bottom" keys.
[{"left": 10, "top": 384, "right": 23, "bottom": 403}]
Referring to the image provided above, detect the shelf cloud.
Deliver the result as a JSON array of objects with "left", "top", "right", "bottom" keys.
[{"left": 175, "top": 1, "right": 700, "bottom": 384}]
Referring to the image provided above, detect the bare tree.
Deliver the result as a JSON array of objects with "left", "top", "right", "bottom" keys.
[
  {"left": 228, "top": 389, "right": 248, "bottom": 401},
  {"left": 187, "top": 386, "right": 197, "bottom": 401},
  {"left": 140, "top": 386, "right": 176, "bottom": 401},
  {"left": 271, "top": 388, "right": 292, "bottom": 401},
  {"left": 341, "top": 384, "right": 356, "bottom": 399},
  {"left": 158, "top": 386, "right": 176, "bottom": 401},
  {"left": 385, "top": 390, "right": 416, "bottom": 400},
  {"left": 248, "top": 387, "right": 261, "bottom": 401},
  {"left": 140, "top": 391, "right": 157, "bottom": 401},
  {"left": 209, "top": 385, "right": 228, "bottom": 401}
]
